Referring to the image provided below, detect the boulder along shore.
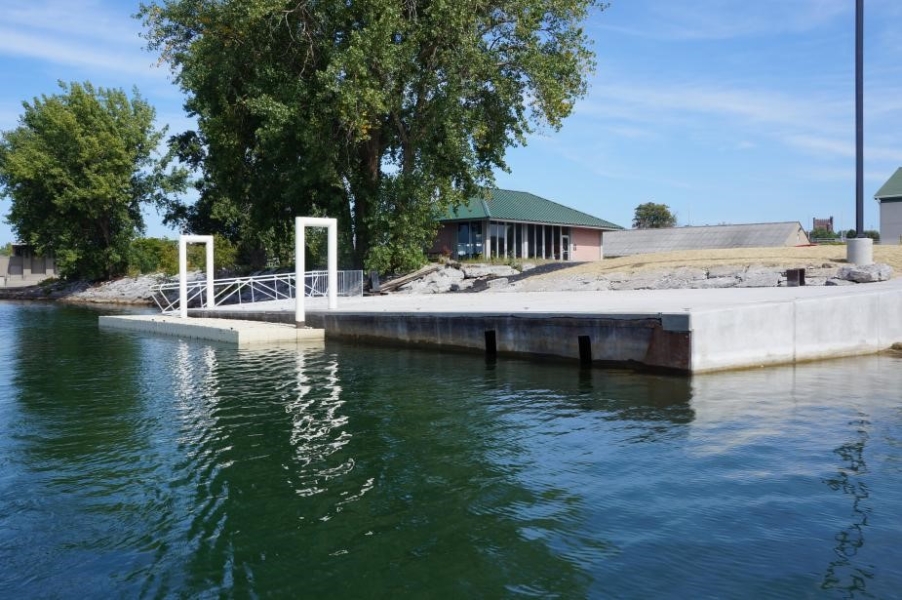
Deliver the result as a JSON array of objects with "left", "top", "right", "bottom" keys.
[
  {"left": 1, "top": 259, "right": 893, "bottom": 306},
  {"left": 390, "top": 261, "right": 894, "bottom": 294}
]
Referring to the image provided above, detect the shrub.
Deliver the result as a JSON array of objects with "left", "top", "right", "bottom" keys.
[
  {"left": 128, "top": 238, "right": 178, "bottom": 275},
  {"left": 844, "top": 229, "right": 880, "bottom": 241}
]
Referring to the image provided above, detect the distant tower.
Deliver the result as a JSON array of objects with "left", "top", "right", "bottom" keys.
[{"left": 812, "top": 216, "right": 834, "bottom": 233}]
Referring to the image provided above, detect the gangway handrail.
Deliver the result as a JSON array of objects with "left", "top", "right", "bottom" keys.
[{"left": 152, "top": 270, "right": 363, "bottom": 314}]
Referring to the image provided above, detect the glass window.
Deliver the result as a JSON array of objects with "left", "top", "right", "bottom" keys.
[
  {"left": 472, "top": 222, "right": 483, "bottom": 258},
  {"left": 506, "top": 223, "right": 516, "bottom": 258},
  {"left": 457, "top": 223, "right": 470, "bottom": 258},
  {"left": 490, "top": 222, "right": 504, "bottom": 258}
]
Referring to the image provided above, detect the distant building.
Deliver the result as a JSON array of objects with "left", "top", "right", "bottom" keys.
[
  {"left": 875, "top": 167, "right": 902, "bottom": 244},
  {"left": 603, "top": 222, "right": 810, "bottom": 258},
  {"left": 812, "top": 216, "right": 834, "bottom": 233},
  {"left": 433, "top": 189, "right": 623, "bottom": 261},
  {"left": 1, "top": 244, "right": 57, "bottom": 287}
]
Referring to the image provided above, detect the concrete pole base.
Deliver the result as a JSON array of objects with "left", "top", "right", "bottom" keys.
[{"left": 846, "top": 237, "right": 874, "bottom": 266}]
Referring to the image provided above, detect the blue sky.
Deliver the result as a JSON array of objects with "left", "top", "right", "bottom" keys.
[{"left": 2, "top": 0, "right": 901, "bottom": 245}]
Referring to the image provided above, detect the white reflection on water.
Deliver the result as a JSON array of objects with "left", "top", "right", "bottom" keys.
[
  {"left": 172, "top": 341, "right": 221, "bottom": 451},
  {"left": 288, "top": 350, "right": 355, "bottom": 498}
]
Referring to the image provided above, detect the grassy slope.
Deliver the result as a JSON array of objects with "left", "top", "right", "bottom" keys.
[{"left": 530, "top": 245, "right": 902, "bottom": 281}]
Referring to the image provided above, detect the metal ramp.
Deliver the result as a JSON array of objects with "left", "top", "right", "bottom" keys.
[{"left": 152, "top": 270, "right": 363, "bottom": 315}]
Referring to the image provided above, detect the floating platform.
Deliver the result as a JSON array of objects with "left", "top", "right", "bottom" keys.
[{"left": 98, "top": 314, "right": 323, "bottom": 347}]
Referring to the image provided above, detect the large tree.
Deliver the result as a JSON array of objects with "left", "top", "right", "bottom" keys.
[
  {"left": 0, "top": 82, "right": 187, "bottom": 280},
  {"left": 633, "top": 202, "right": 676, "bottom": 229},
  {"left": 139, "top": 0, "right": 602, "bottom": 271}
]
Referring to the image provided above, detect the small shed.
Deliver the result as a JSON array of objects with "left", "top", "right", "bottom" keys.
[
  {"left": 875, "top": 167, "right": 902, "bottom": 244},
  {"left": 603, "top": 222, "right": 810, "bottom": 258}
]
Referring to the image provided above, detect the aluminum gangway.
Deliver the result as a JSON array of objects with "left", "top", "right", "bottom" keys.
[{"left": 152, "top": 270, "right": 363, "bottom": 315}]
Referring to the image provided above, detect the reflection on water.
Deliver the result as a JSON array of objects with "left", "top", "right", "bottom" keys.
[
  {"left": 288, "top": 351, "right": 355, "bottom": 498},
  {"left": 1, "top": 303, "right": 902, "bottom": 598},
  {"left": 822, "top": 415, "right": 872, "bottom": 597}
]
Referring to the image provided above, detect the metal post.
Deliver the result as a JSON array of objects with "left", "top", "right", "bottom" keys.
[
  {"left": 847, "top": 0, "right": 873, "bottom": 265},
  {"left": 328, "top": 221, "right": 338, "bottom": 310},
  {"left": 855, "top": 0, "right": 864, "bottom": 237},
  {"left": 294, "top": 217, "right": 338, "bottom": 327},
  {"left": 178, "top": 234, "right": 215, "bottom": 318},
  {"left": 179, "top": 237, "right": 188, "bottom": 319},
  {"left": 295, "top": 217, "right": 306, "bottom": 327},
  {"left": 205, "top": 239, "right": 215, "bottom": 308}
]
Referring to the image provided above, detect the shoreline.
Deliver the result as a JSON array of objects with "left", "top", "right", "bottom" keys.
[{"left": 0, "top": 256, "right": 895, "bottom": 306}]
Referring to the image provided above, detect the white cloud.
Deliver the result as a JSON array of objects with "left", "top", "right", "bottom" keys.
[
  {"left": 0, "top": 28, "right": 157, "bottom": 77},
  {"left": 584, "top": 78, "right": 848, "bottom": 139},
  {"left": 603, "top": 124, "right": 657, "bottom": 140},
  {"left": 0, "top": 0, "right": 165, "bottom": 82},
  {"left": 603, "top": 0, "right": 849, "bottom": 41},
  {"left": 4, "top": 0, "right": 142, "bottom": 46},
  {"left": 799, "top": 166, "right": 892, "bottom": 186},
  {"left": 787, "top": 134, "right": 902, "bottom": 163},
  {"left": 785, "top": 134, "right": 854, "bottom": 158}
]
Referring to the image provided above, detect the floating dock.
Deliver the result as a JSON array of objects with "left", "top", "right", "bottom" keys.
[
  {"left": 100, "top": 278, "right": 902, "bottom": 373},
  {"left": 98, "top": 314, "right": 323, "bottom": 346}
]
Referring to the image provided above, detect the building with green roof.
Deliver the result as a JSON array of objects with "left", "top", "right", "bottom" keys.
[
  {"left": 433, "top": 189, "right": 623, "bottom": 261},
  {"left": 876, "top": 167, "right": 902, "bottom": 244}
]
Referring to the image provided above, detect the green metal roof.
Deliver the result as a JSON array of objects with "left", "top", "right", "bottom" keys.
[
  {"left": 875, "top": 167, "right": 902, "bottom": 200},
  {"left": 442, "top": 189, "right": 623, "bottom": 230}
]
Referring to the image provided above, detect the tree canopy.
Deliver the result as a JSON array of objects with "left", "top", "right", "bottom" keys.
[
  {"left": 633, "top": 202, "right": 676, "bottom": 229},
  {"left": 0, "top": 82, "right": 187, "bottom": 280},
  {"left": 139, "top": 0, "right": 603, "bottom": 272}
]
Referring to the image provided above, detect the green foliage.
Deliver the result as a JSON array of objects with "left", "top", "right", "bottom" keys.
[
  {"left": 186, "top": 234, "right": 240, "bottom": 272},
  {"left": 844, "top": 229, "right": 880, "bottom": 241},
  {"left": 212, "top": 234, "right": 240, "bottom": 272},
  {"left": 633, "top": 202, "right": 677, "bottom": 229},
  {"left": 811, "top": 227, "right": 838, "bottom": 240},
  {"left": 0, "top": 82, "right": 188, "bottom": 280},
  {"left": 139, "top": 0, "right": 602, "bottom": 271},
  {"left": 0, "top": 242, "right": 11, "bottom": 256},
  {"left": 128, "top": 237, "right": 179, "bottom": 275},
  {"left": 127, "top": 234, "right": 240, "bottom": 275},
  {"left": 363, "top": 175, "right": 446, "bottom": 274}
]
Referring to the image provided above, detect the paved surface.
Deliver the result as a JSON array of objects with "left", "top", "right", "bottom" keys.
[{"left": 210, "top": 278, "right": 902, "bottom": 315}]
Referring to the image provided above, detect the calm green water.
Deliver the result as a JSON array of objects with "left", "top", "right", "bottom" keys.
[{"left": 1, "top": 302, "right": 901, "bottom": 598}]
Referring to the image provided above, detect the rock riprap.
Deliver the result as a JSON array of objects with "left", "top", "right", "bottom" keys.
[
  {"left": 392, "top": 262, "right": 895, "bottom": 294},
  {"left": 2, "top": 261, "right": 895, "bottom": 304}
]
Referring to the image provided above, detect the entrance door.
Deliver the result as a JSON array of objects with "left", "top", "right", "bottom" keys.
[{"left": 561, "top": 235, "right": 570, "bottom": 261}]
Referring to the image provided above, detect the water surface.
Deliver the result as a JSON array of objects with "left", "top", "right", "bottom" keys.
[{"left": 0, "top": 302, "right": 900, "bottom": 598}]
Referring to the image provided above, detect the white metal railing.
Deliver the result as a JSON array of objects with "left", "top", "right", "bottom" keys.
[{"left": 152, "top": 270, "right": 363, "bottom": 314}]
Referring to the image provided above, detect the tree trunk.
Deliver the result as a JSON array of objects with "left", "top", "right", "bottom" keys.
[{"left": 351, "top": 131, "right": 382, "bottom": 268}]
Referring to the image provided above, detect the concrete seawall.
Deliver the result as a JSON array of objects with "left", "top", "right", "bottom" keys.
[
  {"left": 102, "top": 278, "right": 902, "bottom": 374},
  {"left": 311, "top": 312, "right": 692, "bottom": 372},
  {"left": 689, "top": 284, "right": 902, "bottom": 371},
  {"left": 304, "top": 280, "right": 902, "bottom": 373}
]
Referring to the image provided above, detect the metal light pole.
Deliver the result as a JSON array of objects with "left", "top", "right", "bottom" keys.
[
  {"left": 847, "top": 0, "right": 873, "bottom": 264},
  {"left": 855, "top": 0, "right": 863, "bottom": 238}
]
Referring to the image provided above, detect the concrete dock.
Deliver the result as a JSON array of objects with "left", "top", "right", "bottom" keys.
[{"left": 101, "top": 278, "right": 902, "bottom": 373}]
